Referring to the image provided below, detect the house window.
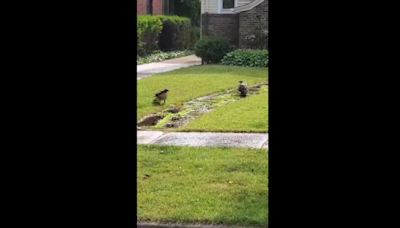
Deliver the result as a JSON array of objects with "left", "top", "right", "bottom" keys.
[
  {"left": 223, "top": 0, "right": 235, "bottom": 9},
  {"left": 146, "top": 0, "right": 153, "bottom": 15}
]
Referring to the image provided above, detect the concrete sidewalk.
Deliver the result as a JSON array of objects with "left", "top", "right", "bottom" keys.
[
  {"left": 137, "top": 55, "right": 201, "bottom": 80},
  {"left": 137, "top": 131, "right": 268, "bottom": 149}
]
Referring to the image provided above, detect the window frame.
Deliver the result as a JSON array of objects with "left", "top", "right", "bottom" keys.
[{"left": 218, "top": 0, "right": 238, "bottom": 14}]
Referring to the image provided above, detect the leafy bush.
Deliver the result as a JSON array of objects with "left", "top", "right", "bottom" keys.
[
  {"left": 137, "top": 16, "right": 163, "bottom": 56},
  {"left": 158, "top": 16, "right": 192, "bottom": 51},
  {"left": 137, "top": 16, "right": 193, "bottom": 56},
  {"left": 194, "top": 37, "right": 232, "bottom": 64},
  {"left": 221, "top": 49, "right": 268, "bottom": 67},
  {"left": 137, "top": 50, "right": 194, "bottom": 65}
]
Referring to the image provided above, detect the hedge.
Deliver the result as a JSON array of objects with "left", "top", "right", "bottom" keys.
[
  {"left": 158, "top": 16, "right": 192, "bottom": 51},
  {"left": 137, "top": 16, "right": 194, "bottom": 56},
  {"left": 137, "top": 16, "right": 163, "bottom": 56},
  {"left": 221, "top": 49, "right": 268, "bottom": 67}
]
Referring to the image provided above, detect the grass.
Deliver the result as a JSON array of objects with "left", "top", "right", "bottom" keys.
[
  {"left": 137, "top": 65, "right": 268, "bottom": 121},
  {"left": 181, "top": 86, "right": 268, "bottom": 133},
  {"left": 137, "top": 145, "right": 268, "bottom": 227}
]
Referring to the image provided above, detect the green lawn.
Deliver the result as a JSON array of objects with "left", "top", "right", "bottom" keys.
[
  {"left": 137, "top": 65, "right": 268, "bottom": 121},
  {"left": 181, "top": 86, "right": 268, "bottom": 133},
  {"left": 137, "top": 145, "right": 268, "bottom": 227}
]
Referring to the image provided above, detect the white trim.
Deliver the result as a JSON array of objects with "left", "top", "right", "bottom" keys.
[
  {"left": 232, "top": 0, "right": 264, "bottom": 13},
  {"left": 218, "top": 0, "right": 238, "bottom": 14}
]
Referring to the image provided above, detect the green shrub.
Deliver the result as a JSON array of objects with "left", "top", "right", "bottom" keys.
[
  {"left": 194, "top": 37, "right": 232, "bottom": 64},
  {"left": 137, "top": 16, "right": 163, "bottom": 56},
  {"left": 158, "top": 16, "right": 192, "bottom": 51},
  {"left": 221, "top": 49, "right": 268, "bottom": 67}
]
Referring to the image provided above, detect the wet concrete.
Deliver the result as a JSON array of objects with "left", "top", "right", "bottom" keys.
[
  {"left": 261, "top": 134, "right": 269, "bottom": 149},
  {"left": 137, "top": 131, "right": 268, "bottom": 149},
  {"left": 137, "top": 131, "right": 164, "bottom": 144}
]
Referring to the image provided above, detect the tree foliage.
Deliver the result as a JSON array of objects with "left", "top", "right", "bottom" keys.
[{"left": 173, "top": 0, "right": 201, "bottom": 26}]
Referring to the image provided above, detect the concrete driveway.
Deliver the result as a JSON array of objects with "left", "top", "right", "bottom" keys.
[{"left": 137, "top": 55, "right": 202, "bottom": 80}]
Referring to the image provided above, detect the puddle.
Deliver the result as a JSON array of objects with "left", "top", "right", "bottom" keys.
[{"left": 137, "top": 82, "right": 268, "bottom": 130}]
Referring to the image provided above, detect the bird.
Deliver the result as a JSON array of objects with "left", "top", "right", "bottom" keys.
[
  {"left": 153, "top": 89, "right": 169, "bottom": 105},
  {"left": 238, "top": 81, "right": 248, "bottom": 97}
]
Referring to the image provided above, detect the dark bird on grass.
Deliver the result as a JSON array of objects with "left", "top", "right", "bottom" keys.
[
  {"left": 238, "top": 81, "right": 248, "bottom": 97},
  {"left": 153, "top": 89, "right": 169, "bottom": 105}
]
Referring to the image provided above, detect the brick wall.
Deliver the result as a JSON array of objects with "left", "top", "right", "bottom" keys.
[
  {"left": 137, "top": 0, "right": 146, "bottom": 15},
  {"left": 238, "top": 0, "right": 268, "bottom": 48},
  {"left": 201, "top": 1, "right": 268, "bottom": 49},
  {"left": 137, "top": 0, "right": 164, "bottom": 15},
  {"left": 153, "top": 0, "right": 163, "bottom": 15},
  {"left": 201, "top": 13, "right": 239, "bottom": 47}
]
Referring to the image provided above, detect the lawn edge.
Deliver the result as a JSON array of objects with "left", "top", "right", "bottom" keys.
[
  {"left": 137, "top": 222, "right": 264, "bottom": 228},
  {"left": 177, "top": 129, "right": 268, "bottom": 133}
]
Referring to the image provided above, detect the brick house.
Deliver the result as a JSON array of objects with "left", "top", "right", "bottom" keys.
[
  {"left": 137, "top": 0, "right": 175, "bottom": 15},
  {"left": 200, "top": 0, "right": 268, "bottom": 48}
]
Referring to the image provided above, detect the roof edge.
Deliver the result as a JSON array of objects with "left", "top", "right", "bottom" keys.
[{"left": 231, "top": 0, "right": 265, "bottom": 13}]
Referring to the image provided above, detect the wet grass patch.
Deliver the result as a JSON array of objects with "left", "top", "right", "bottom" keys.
[{"left": 137, "top": 65, "right": 268, "bottom": 121}]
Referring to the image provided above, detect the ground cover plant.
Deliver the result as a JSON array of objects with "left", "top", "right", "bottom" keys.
[
  {"left": 137, "top": 65, "right": 268, "bottom": 121},
  {"left": 222, "top": 49, "right": 268, "bottom": 68},
  {"left": 137, "top": 50, "right": 193, "bottom": 65},
  {"left": 137, "top": 145, "right": 268, "bottom": 227}
]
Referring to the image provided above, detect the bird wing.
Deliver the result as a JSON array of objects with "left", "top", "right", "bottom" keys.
[
  {"left": 238, "top": 85, "right": 247, "bottom": 92},
  {"left": 155, "top": 91, "right": 165, "bottom": 97}
]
